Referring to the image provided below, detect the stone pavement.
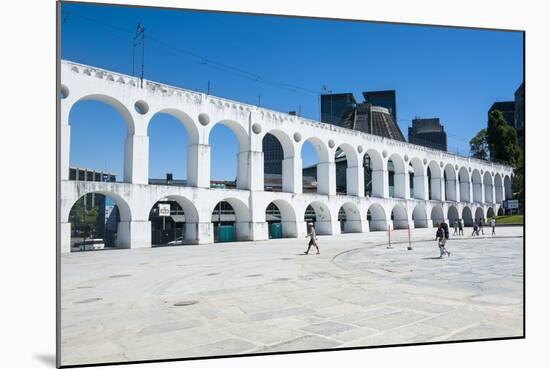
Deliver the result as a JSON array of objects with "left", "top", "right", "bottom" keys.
[{"left": 60, "top": 226, "right": 523, "bottom": 366}]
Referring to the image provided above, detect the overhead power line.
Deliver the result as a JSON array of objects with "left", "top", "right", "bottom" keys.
[
  {"left": 62, "top": 11, "right": 484, "bottom": 147},
  {"left": 62, "top": 11, "right": 319, "bottom": 99}
]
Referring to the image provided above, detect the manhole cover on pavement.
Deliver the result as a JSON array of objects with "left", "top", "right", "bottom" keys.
[
  {"left": 280, "top": 258, "right": 292, "bottom": 261},
  {"left": 108, "top": 274, "right": 132, "bottom": 278},
  {"left": 173, "top": 300, "right": 199, "bottom": 307},
  {"left": 75, "top": 298, "right": 103, "bottom": 304}
]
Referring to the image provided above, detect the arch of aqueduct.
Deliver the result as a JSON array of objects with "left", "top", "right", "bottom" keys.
[{"left": 59, "top": 60, "right": 514, "bottom": 253}]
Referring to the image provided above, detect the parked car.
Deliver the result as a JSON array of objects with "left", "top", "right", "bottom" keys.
[
  {"left": 73, "top": 238, "right": 105, "bottom": 251},
  {"left": 167, "top": 237, "right": 184, "bottom": 245}
]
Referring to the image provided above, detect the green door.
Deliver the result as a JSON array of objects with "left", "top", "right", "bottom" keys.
[
  {"left": 218, "top": 225, "right": 235, "bottom": 243},
  {"left": 270, "top": 222, "right": 282, "bottom": 239}
]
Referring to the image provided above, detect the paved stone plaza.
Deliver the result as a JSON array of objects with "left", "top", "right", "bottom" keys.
[{"left": 60, "top": 226, "right": 523, "bottom": 366}]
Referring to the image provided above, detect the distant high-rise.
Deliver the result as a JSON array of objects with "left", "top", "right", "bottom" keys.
[
  {"left": 514, "top": 82, "right": 525, "bottom": 147},
  {"left": 321, "top": 91, "right": 405, "bottom": 142},
  {"left": 362, "top": 90, "right": 397, "bottom": 122},
  {"left": 339, "top": 104, "right": 406, "bottom": 141},
  {"left": 320, "top": 93, "right": 357, "bottom": 126},
  {"left": 488, "top": 101, "right": 515, "bottom": 127},
  {"left": 488, "top": 82, "right": 524, "bottom": 148},
  {"left": 408, "top": 118, "right": 448, "bottom": 152}
]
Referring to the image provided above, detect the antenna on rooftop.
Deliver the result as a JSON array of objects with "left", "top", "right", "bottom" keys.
[{"left": 132, "top": 22, "right": 145, "bottom": 88}]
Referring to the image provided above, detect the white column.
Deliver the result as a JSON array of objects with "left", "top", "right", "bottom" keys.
[
  {"left": 60, "top": 222, "right": 71, "bottom": 253},
  {"left": 282, "top": 156, "right": 302, "bottom": 194},
  {"left": 235, "top": 222, "right": 252, "bottom": 241},
  {"left": 250, "top": 222, "right": 269, "bottom": 241},
  {"left": 60, "top": 124, "right": 71, "bottom": 180},
  {"left": 372, "top": 169, "right": 389, "bottom": 198},
  {"left": 346, "top": 165, "right": 364, "bottom": 197},
  {"left": 124, "top": 134, "right": 149, "bottom": 184},
  {"left": 446, "top": 179, "right": 457, "bottom": 202},
  {"left": 394, "top": 172, "right": 407, "bottom": 199},
  {"left": 430, "top": 177, "right": 442, "bottom": 200},
  {"left": 440, "top": 176, "right": 446, "bottom": 201},
  {"left": 404, "top": 171, "right": 411, "bottom": 199},
  {"left": 249, "top": 194, "right": 268, "bottom": 241},
  {"left": 317, "top": 161, "right": 336, "bottom": 195},
  {"left": 117, "top": 220, "right": 151, "bottom": 249},
  {"left": 460, "top": 178, "right": 471, "bottom": 203},
  {"left": 196, "top": 222, "right": 214, "bottom": 244},
  {"left": 363, "top": 220, "right": 371, "bottom": 232},
  {"left": 183, "top": 222, "right": 213, "bottom": 244},
  {"left": 236, "top": 150, "right": 264, "bottom": 191},
  {"left": 415, "top": 174, "right": 429, "bottom": 200},
  {"left": 60, "top": 99, "right": 72, "bottom": 181},
  {"left": 187, "top": 144, "right": 211, "bottom": 188},
  {"left": 468, "top": 181, "right": 473, "bottom": 203},
  {"left": 291, "top": 220, "right": 308, "bottom": 238},
  {"left": 497, "top": 184, "right": 505, "bottom": 204}
]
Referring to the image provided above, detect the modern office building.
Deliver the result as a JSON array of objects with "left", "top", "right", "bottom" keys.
[
  {"left": 362, "top": 90, "right": 397, "bottom": 122},
  {"left": 408, "top": 118, "right": 448, "bottom": 152},
  {"left": 321, "top": 91, "right": 405, "bottom": 141},
  {"left": 265, "top": 91, "right": 404, "bottom": 190},
  {"left": 320, "top": 93, "right": 357, "bottom": 126},
  {"left": 488, "top": 82, "right": 525, "bottom": 147},
  {"left": 514, "top": 82, "right": 525, "bottom": 147},
  {"left": 488, "top": 101, "right": 515, "bottom": 127},
  {"left": 339, "top": 104, "right": 406, "bottom": 141},
  {"left": 514, "top": 83, "right": 525, "bottom": 130}
]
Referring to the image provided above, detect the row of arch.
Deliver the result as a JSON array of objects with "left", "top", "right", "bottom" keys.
[
  {"left": 67, "top": 189, "right": 500, "bottom": 250},
  {"left": 63, "top": 92, "right": 513, "bottom": 204}
]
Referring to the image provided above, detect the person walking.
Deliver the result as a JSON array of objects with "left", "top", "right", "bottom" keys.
[
  {"left": 472, "top": 219, "right": 479, "bottom": 236},
  {"left": 304, "top": 222, "right": 320, "bottom": 255},
  {"left": 458, "top": 218, "right": 464, "bottom": 236},
  {"left": 435, "top": 223, "right": 451, "bottom": 258},
  {"left": 490, "top": 217, "right": 496, "bottom": 236},
  {"left": 453, "top": 219, "right": 459, "bottom": 236},
  {"left": 479, "top": 218, "right": 485, "bottom": 235}
]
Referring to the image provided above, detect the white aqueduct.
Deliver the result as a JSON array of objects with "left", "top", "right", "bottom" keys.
[{"left": 59, "top": 60, "right": 514, "bottom": 253}]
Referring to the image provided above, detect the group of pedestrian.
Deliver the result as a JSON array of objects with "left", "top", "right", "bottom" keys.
[
  {"left": 303, "top": 217, "right": 497, "bottom": 260},
  {"left": 452, "top": 219, "right": 465, "bottom": 236},
  {"left": 471, "top": 217, "right": 496, "bottom": 236}
]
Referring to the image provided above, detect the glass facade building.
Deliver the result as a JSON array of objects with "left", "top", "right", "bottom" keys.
[
  {"left": 362, "top": 90, "right": 397, "bottom": 122},
  {"left": 408, "top": 118, "right": 448, "bottom": 152}
]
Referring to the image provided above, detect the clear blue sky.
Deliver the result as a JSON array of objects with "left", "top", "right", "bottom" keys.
[{"left": 62, "top": 2, "right": 523, "bottom": 181}]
